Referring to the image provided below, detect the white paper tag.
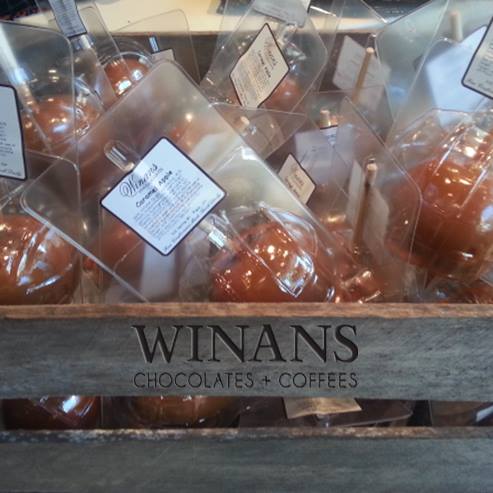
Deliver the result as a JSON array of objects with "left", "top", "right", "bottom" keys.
[
  {"left": 476, "top": 404, "right": 493, "bottom": 423},
  {"left": 253, "top": 0, "right": 309, "bottom": 26},
  {"left": 279, "top": 154, "right": 316, "bottom": 204},
  {"left": 462, "top": 19, "right": 493, "bottom": 99},
  {"left": 0, "top": 85, "right": 26, "bottom": 181},
  {"left": 284, "top": 398, "right": 362, "bottom": 419},
  {"left": 333, "top": 36, "right": 390, "bottom": 112},
  {"left": 101, "top": 139, "right": 225, "bottom": 256},
  {"left": 346, "top": 161, "right": 389, "bottom": 256},
  {"left": 320, "top": 125, "right": 338, "bottom": 147},
  {"left": 230, "top": 23, "right": 289, "bottom": 108},
  {"left": 48, "top": 0, "right": 87, "bottom": 38}
]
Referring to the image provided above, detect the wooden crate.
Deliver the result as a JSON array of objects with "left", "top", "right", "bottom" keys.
[{"left": 0, "top": 304, "right": 491, "bottom": 492}]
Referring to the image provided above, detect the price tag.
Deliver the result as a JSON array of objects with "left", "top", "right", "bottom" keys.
[
  {"left": 278, "top": 154, "right": 316, "bottom": 204},
  {"left": 0, "top": 85, "right": 26, "bottom": 181},
  {"left": 101, "top": 139, "right": 226, "bottom": 256},
  {"left": 230, "top": 23, "right": 289, "bottom": 108},
  {"left": 462, "top": 19, "right": 493, "bottom": 99},
  {"left": 48, "top": 0, "right": 87, "bottom": 38}
]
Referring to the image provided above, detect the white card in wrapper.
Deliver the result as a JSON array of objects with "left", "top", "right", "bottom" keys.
[
  {"left": 462, "top": 19, "right": 493, "bottom": 99},
  {"left": 333, "top": 36, "right": 390, "bottom": 112},
  {"left": 230, "top": 23, "right": 289, "bottom": 108},
  {"left": 101, "top": 138, "right": 225, "bottom": 256},
  {"left": 0, "top": 85, "right": 26, "bottom": 180},
  {"left": 278, "top": 154, "right": 316, "bottom": 204}
]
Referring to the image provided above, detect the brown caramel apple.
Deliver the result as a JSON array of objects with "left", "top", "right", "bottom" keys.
[
  {"left": 3, "top": 396, "right": 101, "bottom": 430},
  {"left": 104, "top": 54, "right": 151, "bottom": 98},
  {"left": 393, "top": 158, "right": 493, "bottom": 280},
  {"left": 22, "top": 94, "right": 101, "bottom": 154},
  {"left": 264, "top": 76, "right": 302, "bottom": 112},
  {"left": 0, "top": 214, "right": 79, "bottom": 305},
  {"left": 210, "top": 220, "right": 337, "bottom": 302},
  {"left": 123, "top": 396, "right": 236, "bottom": 427}
]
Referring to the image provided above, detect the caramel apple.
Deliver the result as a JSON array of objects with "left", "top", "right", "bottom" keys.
[
  {"left": 123, "top": 396, "right": 236, "bottom": 427},
  {"left": 264, "top": 76, "right": 302, "bottom": 112},
  {"left": 0, "top": 214, "right": 79, "bottom": 305},
  {"left": 3, "top": 396, "right": 101, "bottom": 430},
  {"left": 392, "top": 157, "right": 493, "bottom": 280},
  {"left": 22, "top": 92, "right": 102, "bottom": 155},
  {"left": 104, "top": 53, "right": 151, "bottom": 98}
]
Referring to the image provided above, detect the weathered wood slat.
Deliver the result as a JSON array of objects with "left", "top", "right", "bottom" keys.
[
  {"left": 0, "top": 303, "right": 491, "bottom": 400},
  {"left": 0, "top": 427, "right": 491, "bottom": 493}
]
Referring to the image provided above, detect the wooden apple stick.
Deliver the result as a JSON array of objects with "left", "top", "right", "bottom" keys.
[
  {"left": 450, "top": 10, "right": 464, "bottom": 43},
  {"left": 352, "top": 47, "right": 375, "bottom": 105},
  {"left": 351, "top": 158, "right": 378, "bottom": 254}
]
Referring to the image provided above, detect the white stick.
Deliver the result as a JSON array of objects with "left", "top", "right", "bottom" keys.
[
  {"left": 450, "top": 10, "right": 464, "bottom": 43},
  {"left": 352, "top": 47, "right": 374, "bottom": 105}
]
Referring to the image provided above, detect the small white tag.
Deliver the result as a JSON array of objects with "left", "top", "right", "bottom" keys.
[
  {"left": 48, "top": 0, "right": 87, "bottom": 38},
  {"left": 320, "top": 125, "right": 338, "bottom": 147},
  {"left": 333, "top": 36, "right": 390, "bottom": 111},
  {"left": 230, "top": 23, "right": 289, "bottom": 108},
  {"left": 284, "top": 398, "right": 362, "bottom": 419},
  {"left": 254, "top": 0, "right": 308, "bottom": 26},
  {"left": 279, "top": 154, "right": 316, "bottom": 204},
  {"left": 101, "top": 139, "right": 225, "bottom": 256},
  {"left": 346, "top": 161, "right": 389, "bottom": 256},
  {"left": 476, "top": 404, "right": 493, "bottom": 423},
  {"left": 0, "top": 85, "right": 26, "bottom": 181},
  {"left": 151, "top": 49, "right": 175, "bottom": 63},
  {"left": 462, "top": 19, "right": 493, "bottom": 99}
]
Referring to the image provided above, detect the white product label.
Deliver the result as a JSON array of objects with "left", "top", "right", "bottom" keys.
[
  {"left": 476, "top": 404, "right": 493, "bottom": 423},
  {"left": 254, "top": 0, "right": 309, "bottom": 26},
  {"left": 101, "top": 139, "right": 225, "bottom": 256},
  {"left": 48, "top": 0, "right": 87, "bottom": 38},
  {"left": 279, "top": 154, "right": 316, "bottom": 204},
  {"left": 230, "top": 23, "right": 289, "bottom": 108},
  {"left": 284, "top": 398, "right": 361, "bottom": 419},
  {"left": 346, "top": 161, "right": 389, "bottom": 255},
  {"left": 333, "top": 36, "right": 390, "bottom": 112},
  {"left": 0, "top": 86, "right": 26, "bottom": 181},
  {"left": 320, "top": 125, "right": 338, "bottom": 147},
  {"left": 462, "top": 19, "right": 493, "bottom": 98}
]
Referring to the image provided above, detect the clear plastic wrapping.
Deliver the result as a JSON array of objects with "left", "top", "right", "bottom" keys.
[
  {"left": 114, "top": 10, "right": 200, "bottom": 83},
  {"left": 23, "top": 61, "right": 393, "bottom": 304},
  {"left": 389, "top": 108, "right": 493, "bottom": 284},
  {"left": 202, "top": 0, "right": 328, "bottom": 112},
  {"left": 379, "top": 0, "right": 493, "bottom": 137}
]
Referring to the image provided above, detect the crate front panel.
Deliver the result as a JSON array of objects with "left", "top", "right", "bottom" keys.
[{"left": 0, "top": 303, "right": 491, "bottom": 400}]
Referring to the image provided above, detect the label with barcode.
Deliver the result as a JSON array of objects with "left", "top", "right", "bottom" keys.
[
  {"left": 284, "top": 398, "right": 362, "bottom": 419},
  {"left": 230, "top": 23, "right": 289, "bottom": 108},
  {"left": 254, "top": 0, "right": 309, "bottom": 26},
  {"left": 278, "top": 154, "right": 316, "bottom": 204},
  {"left": 48, "top": 0, "right": 87, "bottom": 38},
  {"left": 0, "top": 85, "right": 26, "bottom": 181},
  {"left": 101, "top": 138, "right": 225, "bottom": 256},
  {"left": 462, "top": 18, "right": 493, "bottom": 99}
]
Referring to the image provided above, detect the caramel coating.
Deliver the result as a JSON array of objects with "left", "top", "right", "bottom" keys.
[
  {"left": 264, "top": 77, "right": 302, "bottom": 112},
  {"left": 210, "top": 221, "right": 336, "bottom": 302},
  {"left": 0, "top": 214, "right": 79, "bottom": 305},
  {"left": 22, "top": 95, "right": 100, "bottom": 154},
  {"left": 104, "top": 55, "right": 151, "bottom": 98},
  {"left": 124, "top": 396, "right": 236, "bottom": 427},
  {"left": 3, "top": 396, "right": 101, "bottom": 430},
  {"left": 404, "top": 158, "right": 493, "bottom": 279}
]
